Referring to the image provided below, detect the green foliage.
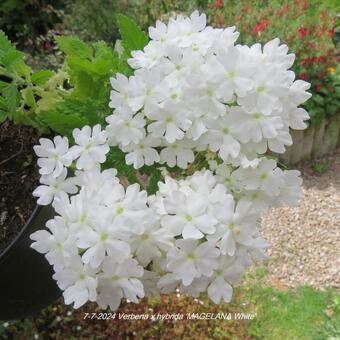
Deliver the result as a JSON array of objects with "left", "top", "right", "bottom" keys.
[
  {"left": 247, "top": 286, "right": 340, "bottom": 340},
  {"left": 117, "top": 14, "right": 148, "bottom": 54},
  {"left": 0, "top": 32, "right": 123, "bottom": 133},
  {"left": 311, "top": 159, "right": 331, "bottom": 175},
  {"left": 31, "top": 70, "right": 55, "bottom": 86},
  {"left": 62, "top": 0, "right": 120, "bottom": 43},
  {"left": 0, "top": 14, "right": 163, "bottom": 193},
  {"left": 104, "top": 147, "right": 139, "bottom": 184},
  {"left": 0, "top": 0, "right": 64, "bottom": 51},
  {"left": 306, "top": 64, "right": 340, "bottom": 124},
  {"left": 140, "top": 165, "right": 163, "bottom": 195},
  {"left": 0, "top": 284, "right": 338, "bottom": 339}
]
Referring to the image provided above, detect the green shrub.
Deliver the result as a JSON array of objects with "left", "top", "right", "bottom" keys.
[{"left": 0, "top": 0, "right": 65, "bottom": 49}]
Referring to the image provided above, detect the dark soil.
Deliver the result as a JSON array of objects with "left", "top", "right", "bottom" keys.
[{"left": 0, "top": 120, "right": 40, "bottom": 255}]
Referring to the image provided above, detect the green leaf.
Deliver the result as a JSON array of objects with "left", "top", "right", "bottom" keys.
[
  {"left": 0, "top": 50, "right": 23, "bottom": 69},
  {"left": 39, "top": 110, "right": 88, "bottom": 137},
  {"left": 2, "top": 83, "right": 20, "bottom": 112},
  {"left": 0, "top": 30, "right": 13, "bottom": 54},
  {"left": 0, "top": 80, "right": 9, "bottom": 89},
  {"left": 104, "top": 147, "right": 139, "bottom": 184},
  {"left": 139, "top": 165, "right": 163, "bottom": 194},
  {"left": 56, "top": 97, "right": 106, "bottom": 126},
  {"left": 21, "top": 87, "right": 36, "bottom": 109},
  {"left": 147, "top": 169, "right": 162, "bottom": 195},
  {"left": 55, "top": 36, "right": 93, "bottom": 60},
  {"left": 32, "top": 70, "right": 55, "bottom": 86},
  {"left": 0, "top": 110, "right": 8, "bottom": 123},
  {"left": 313, "top": 94, "right": 325, "bottom": 106},
  {"left": 117, "top": 14, "right": 148, "bottom": 54}
]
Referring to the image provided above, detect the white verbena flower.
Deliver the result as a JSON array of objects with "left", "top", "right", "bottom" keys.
[{"left": 70, "top": 125, "right": 109, "bottom": 170}]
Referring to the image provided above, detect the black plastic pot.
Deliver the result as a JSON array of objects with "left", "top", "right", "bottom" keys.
[{"left": 0, "top": 205, "right": 62, "bottom": 320}]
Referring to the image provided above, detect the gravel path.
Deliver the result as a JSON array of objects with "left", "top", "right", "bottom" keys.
[{"left": 260, "top": 148, "right": 340, "bottom": 289}]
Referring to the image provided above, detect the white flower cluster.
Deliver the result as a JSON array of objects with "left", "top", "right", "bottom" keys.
[
  {"left": 31, "top": 146, "right": 303, "bottom": 309},
  {"left": 30, "top": 11, "right": 309, "bottom": 310},
  {"left": 107, "top": 11, "right": 311, "bottom": 169},
  {"left": 151, "top": 165, "right": 302, "bottom": 301}
]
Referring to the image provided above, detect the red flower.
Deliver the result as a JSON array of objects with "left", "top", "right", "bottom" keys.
[
  {"left": 315, "top": 56, "right": 325, "bottom": 63},
  {"left": 302, "top": 0, "right": 308, "bottom": 10},
  {"left": 317, "top": 71, "right": 325, "bottom": 78},
  {"left": 298, "top": 27, "right": 307, "bottom": 39},
  {"left": 327, "top": 29, "right": 335, "bottom": 37},
  {"left": 282, "top": 3, "right": 289, "bottom": 13},
  {"left": 300, "top": 58, "right": 311, "bottom": 65},
  {"left": 299, "top": 72, "right": 309, "bottom": 80},
  {"left": 252, "top": 19, "right": 269, "bottom": 34},
  {"left": 42, "top": 41, "right": 50, "bottom": 50},
  {"left": 213, "top": 0, "right": 224, "bottom": 9},
  {"left": 316, "top": 84, "right": 323, "bottom": 92}
]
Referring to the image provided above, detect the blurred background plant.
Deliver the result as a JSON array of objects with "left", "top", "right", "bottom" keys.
[
  {"left": 205, "top": 0, "right": 340, "bottom": 124},
  {"left": 0, "top": 0, "right": 338, "bottom": 126}
]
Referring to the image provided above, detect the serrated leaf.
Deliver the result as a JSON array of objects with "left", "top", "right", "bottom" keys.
[
  {"left": 0, "top": 50, "right": 23, "bottom": 69},
  {"left": 39, "top": 110, "right": 88, "bottom": 137},
  {"left": 0, "top": 30, "right": 31, "bottom": 78},
  {"left": 56, "top": 97, "right": 106, "bottom": 126},
  {"left": 32, "top": 70, "right": 55, "bottom": 86},
  {"left": 3, "top": 83, "right": 20, "bottom": 112},
  {"left": 55, "top": 36, "right": 93, "bottom": 60},
  {"left": 0, "top": 30, "right": 14, "bottom": 54},
  {"left": 117, "top": 14, "right": 148, "bottom": 54}
]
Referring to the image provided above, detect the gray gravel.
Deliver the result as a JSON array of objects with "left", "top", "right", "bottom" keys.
[{"left": 260, "top": 148, "right": 340, "bottom": 288}]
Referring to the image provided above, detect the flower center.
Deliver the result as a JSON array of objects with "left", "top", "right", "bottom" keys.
[
  {"left": 252, "top": 112, "right": 263, "bottom": 120},
  {"left": 260, "top": 173, "right": 268, "bottom": 180},
  {"left": 257, "top": 85, "right": 265, "bottom": 93},
  {"left": 100, "top": 233, "right": 109, "bottom": 241},
  {"left": 206, "top": 89, "right": 214, "bottom": 97},
  {"left": 215, "top": 269, "right": 223, "bottom": 276},
  {"left": 227, "top": 71, "right": 236, "bottom": 79},
  {"left": 80, "top": 213, "right": 87, "bottom": 224},
  {"left": 56, "top": 242, "right": 63, "bottom": 252},
  {"left": 223, "top": 127, "right": 229, "bottom": 135},
  {"left": 251, "top": 192, "right": 260, "bottom": 199},
  {"left": 228, "top": 222, "right": 236, "bottom": 230},
  {"left": 185, "top": 215, "right": 193, "bottom": 222},
  {"left": 111, "top": 275, "right": 120, "bottom": 281},
  {"left": 141, "top": 233, "right": 149, "bottom": 240},
  {"left": 187, "top": 253, "right": 196, "bottom": 260},
  {"left": 116, "top": 207, "right": 124, "bottom": 215}
]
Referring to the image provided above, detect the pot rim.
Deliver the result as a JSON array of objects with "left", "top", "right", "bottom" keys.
[{"left": 0, "top": 205, "right": 42, "bottom": 261}]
